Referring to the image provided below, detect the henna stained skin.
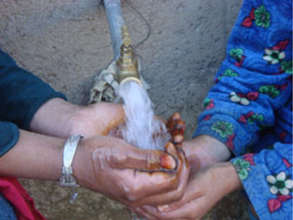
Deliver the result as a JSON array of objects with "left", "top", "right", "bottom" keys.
[{"left": 107, "top": 112, "right": 188, "bottom": 174}]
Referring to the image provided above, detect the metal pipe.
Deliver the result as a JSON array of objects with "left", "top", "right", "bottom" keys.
[
  {"left": 103, "top": 0, "right": 125, "bottom": 60},
  {"left": 103, "top": 0, "right": 142, "bottom": 85}
]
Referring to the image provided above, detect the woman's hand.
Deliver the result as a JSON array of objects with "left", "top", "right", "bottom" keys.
[
  {"left": 69, "top": 102, "right": 124, "bottom": 137},
  {"left": 137, "top": 162, "right": 242, "bottom": 220},
  {"left": 73, "top": 136, "right": 189, "bottom": 207},
  {"left": 30, "top": 98, "right": 124, "bottom": 138},
  {"left": 0, "top": 128, "right": 189, "bottom": 208}
]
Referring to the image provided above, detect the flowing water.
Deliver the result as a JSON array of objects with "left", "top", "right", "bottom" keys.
[
  {"left": 117, "top": 81, "right": 171, "bottom": 220},
  {"left": 118, "top": 81, "right": 170, "bottom": 150}
]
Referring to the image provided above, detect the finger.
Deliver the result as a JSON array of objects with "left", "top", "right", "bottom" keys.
[
  {"left": 165, "top": 142, "right": 177, "bottom": 157},
  {"left": 135, "top": 148, "right": 190, "bottom": 206},
  {"left": 141, "top": 205, "right": 169, "bottom": 220},
  {"left": 160, "top": 174, "right": 205, "bottom": 212},
  {"left": 143, "top": 199, "right": 202, "bottom": 220},
  {"left": 111, "top": 147, "right": 177, "bottom": 171},
  {"left": 136, "top": 149, "right": 188, "bottom": 205},
  {"left": 161, "top": 198, "right": 207, "bottom": 220},
  {"left": 166, "top": 112, "right": 185, "bottom": 140},
  {"left": 133, "top": 207, "right": 158, "bottom": 220},
  {"left": 166, "top": 112, "right": 181, "bottom": 132},
  {"left": 91, "top": 147, "right": 180, "bottom": 202},
  {"left": 92, "top": 138, "right": 177, "bottom": 171},
  {"left": 170, "top": 112, "right": 181, "bottom": 121},
  {"left": 166, "top": 113, "right": 185, "bottom": 149},
  {"left": 113, "top": 168, "right": 179, "bottom": 202},
  {"left": 173, "top": 133, "right": 184, "bottom": 145},
  {"left": 160, "top": 142, "right": 179, "bottom": 170},
  {"left": 128, "top": 147, "right": 177, "bottom": 171}
]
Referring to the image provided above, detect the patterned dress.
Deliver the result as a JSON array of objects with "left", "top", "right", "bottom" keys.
[{"left": 194, "top": 0, "right": 292, "bottom": 219}]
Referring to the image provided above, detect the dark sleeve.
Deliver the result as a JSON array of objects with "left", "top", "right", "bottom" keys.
[
  {"left": 0, "top": 121, "right": 19, "bottom": 157},
  {"left": 0, "top": 49, "right": 66, "bottom": 156},
  {"left": 0, "top": 49, "right": 66, "bottom": 130}
]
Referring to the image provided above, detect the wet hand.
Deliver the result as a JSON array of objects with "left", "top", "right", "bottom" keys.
[
  {"left": 73, "top": 136, "right": 188, "bottom": 206},
  {"left": 69, "top": 102, "right": 125, "bottom": 137},
  {"left": 129, "top": 113, "right": 191, "bottom": 207},
  {"left": 137, "top": 162, "right": 242, "bottom": 220},
  {"left": 30, "top": 98, "right": 124, "bottom": 138}
]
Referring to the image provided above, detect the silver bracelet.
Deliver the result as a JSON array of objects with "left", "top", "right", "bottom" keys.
[{"left": 59, "top": 135, "right": 82, "bottom": 187}]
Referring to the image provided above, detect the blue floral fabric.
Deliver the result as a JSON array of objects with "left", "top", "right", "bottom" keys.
[{"left": 194, "top": 0, "right": 292, "bottom": 219}]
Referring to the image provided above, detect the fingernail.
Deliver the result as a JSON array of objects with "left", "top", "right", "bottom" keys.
[
  {"left": 174, "top": 134, "right": 184, "bottom": 144},
  {"left": 158, "top": 205, "right": 169, "bottom": 212},
  {"left": 160, "top": 154, "right": 176, "bottom": 170}
]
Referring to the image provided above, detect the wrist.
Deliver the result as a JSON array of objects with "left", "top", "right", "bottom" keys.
[
  {"left": 71, "top": 139, "right": 100, "bottom": 192},
  {"left": 183, "top": 135, "right": 231, "bottom": 170},
  {"left": 210, "top": 162, "right": 242, "bottom": 195}
]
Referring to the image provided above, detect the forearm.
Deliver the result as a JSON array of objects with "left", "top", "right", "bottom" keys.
[
  {"left": 0, "top": 129, "right": 64, "bottom": 181},
  {"left": 30, "top": 99, "right": 125, "bottom": 138},
  {"left": 30, "top": 98, "right": 81, "bottom": 138}
]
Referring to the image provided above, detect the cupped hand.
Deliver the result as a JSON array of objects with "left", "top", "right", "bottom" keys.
[
  {"left": 69, "top": 102, "right": 125, "bottom": 137},
  {"left": 132, "top": 142, "right": 190, "bottom": 207},
  {"left": 138, "top": 162, "right": 242, "bottom": 220},
  {"left": 73, "top": 135, "right": 189, "bottom": 207},
  {"left": 131, "top": 113, "right": 191, "bottom": 207},
  {"left": 32, "top": 99, "right": 191, "bottom": 206}
]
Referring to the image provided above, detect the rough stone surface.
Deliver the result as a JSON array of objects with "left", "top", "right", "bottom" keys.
[{"left": 0, "top": 0, "right": 249, "bottom": 219}]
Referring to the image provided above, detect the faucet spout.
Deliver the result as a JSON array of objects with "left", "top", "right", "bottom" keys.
[{"left": 116, "top": 26, "right": 142, "bottom": 85}]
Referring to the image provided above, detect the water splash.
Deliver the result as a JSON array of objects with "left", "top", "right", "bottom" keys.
[{"left": 118, "top": 81, "right": 170, "bottom": 150}]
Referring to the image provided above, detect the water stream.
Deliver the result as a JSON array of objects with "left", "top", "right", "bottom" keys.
[
  {"left": 117, "top": 81, "right": 170, "bottom": 220},
  {"left": 118, "top": 81, "right": 170, "bottom": 151}
]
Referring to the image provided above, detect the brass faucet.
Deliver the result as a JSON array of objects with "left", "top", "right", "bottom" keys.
[{"left": 116, "top": 26, "right": 142, "bottom": 85}]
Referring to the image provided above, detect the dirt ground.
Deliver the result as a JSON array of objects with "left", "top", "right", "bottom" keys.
[{"left": 0, "top": 0, "right": 250, "bottom": 219}]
